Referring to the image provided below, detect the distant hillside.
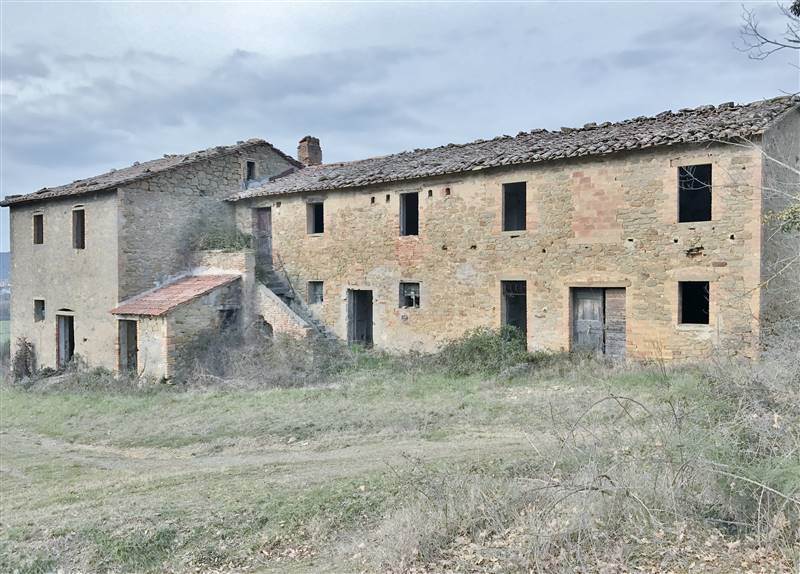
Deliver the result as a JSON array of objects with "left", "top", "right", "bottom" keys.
[{"left": 0, "top": 252, "right": 8, "bottom": 285}]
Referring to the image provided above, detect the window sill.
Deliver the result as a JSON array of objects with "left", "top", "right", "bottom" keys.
[
  {"left": 501, "top": 229, "right": 527, "bottom": 237},
  {"left": 676, "top": 323, "right": 712, "bottom": 331},
  {"left": 307, "top": 233, "right": 325, "bottom": 237}
]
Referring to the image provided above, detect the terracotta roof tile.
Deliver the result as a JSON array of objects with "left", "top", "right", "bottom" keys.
[
  {"left": 111, "top": 275, "right": 240, "bottom": 317},
  {"left": 229, "top": 95, "right": 798, "bottom": 200},
  {"left": 2, "top": 139, "right": 302, "bottom": 207}
]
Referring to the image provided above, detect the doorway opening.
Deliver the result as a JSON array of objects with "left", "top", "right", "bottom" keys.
[
  {"left": 501, "top": 280, "right": 527, "bottom": 337},
  {"left": 571, "top": 288, "right": 626, "bottom": 358},
  {"left": 56, "top": 314, "right": 75, "bottom": 367},
  {"left": 118, "top": 319, "right": 138, "bottom": 373},
  {"left": 347, "top": 289, "right": 373, "bottom": 346},
  {"left": 252, "top": 207, "right": 273, "bottom": 268}
]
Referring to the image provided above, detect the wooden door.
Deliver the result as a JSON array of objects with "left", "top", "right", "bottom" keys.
[
  {"left": 572, "top": 288, "right": 604, "bottom": 354},
  {"left": 118, "top": 319, "right": 138, "bottom": 372},
  {"left": 348, "top": 290, "right": 373, "bottom": 346},
  {"left": 57, "top": 315, "right": 75, "bottom": 367},
  {"left": 253, "top": 208, "right": 272, "bottom": 267}
]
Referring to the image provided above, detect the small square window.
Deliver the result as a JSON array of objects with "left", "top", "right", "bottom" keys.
[
  {"left": 34, "top": 299, "right": 45, "bottom": 322},
  {"left": 307, "top": 202, "right": 324, "bottom": 234},
  {"left": 679, "top": 281, "right": 709, "bottom": 325},
  {"left": 502, "top": 182, "right": 526, "bottom": 231},
  {"left": 219, "top": 308, "right": 239, "bottom": 331},
  {"left": 33, "top": 213, "right": 44, "bottom": 244},
  {"left": 399, "top": 282, "right": 420, "bottom": 308},
  {"left": 678, "top": 164, "right": 712, "bottom": 223},
  {"left": 73, "top": 209, "right": 85, "bottom": 249},
  {"left": 245, "top": 160, "right": 256, "bottom": 181},
  {"left": 308, "top": 281, "right": 324, "bottom": 304}
]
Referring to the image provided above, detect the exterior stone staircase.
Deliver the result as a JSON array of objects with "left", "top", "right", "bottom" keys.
[{"left": 257, "top": 264, "right": 336, "bottom": 339}]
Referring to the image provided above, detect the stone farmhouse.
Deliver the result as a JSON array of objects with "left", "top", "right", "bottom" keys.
[{"left": 3, "top": 95, "right": 798, "bottom": 379}]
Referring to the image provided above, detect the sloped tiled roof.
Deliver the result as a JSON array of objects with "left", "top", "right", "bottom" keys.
[
  {"left": 230, "top": 95, "right": 798, "bottom": 200},
  {"left": 2, "top": 139, "right": 302, "bottom": 207},
  {"left": 110, "top": 275, "right": 240, "bottom": 317}
]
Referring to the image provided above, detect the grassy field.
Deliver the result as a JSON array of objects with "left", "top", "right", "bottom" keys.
[{"left": 1, "top": 344, "right": 798, "bottom": 573}]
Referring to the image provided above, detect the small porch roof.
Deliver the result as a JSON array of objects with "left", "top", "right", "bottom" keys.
[{"left": 111, "top": 274, "right": 240, "bottom": 317}]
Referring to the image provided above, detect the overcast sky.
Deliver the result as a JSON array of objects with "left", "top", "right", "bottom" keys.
[{"left": 1, "top": 1, "right": 798, "bottom": 251}]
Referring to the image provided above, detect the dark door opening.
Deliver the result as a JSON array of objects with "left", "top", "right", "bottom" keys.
[
  {"left": 501, "top": 280, "right": 527, "bottom": 337},
  {"left": 253, "top": 207, "right": 272, "bottom": 267},
  {"left": 571, "top": 288, "right": 626, "bottom": 357},
  {"left": 57, "top": 314, "right": 75, "bottom": 367},
  {"left": 118, "top": 319, "right": 138, "bottom": 373},
  {"left": 347, "top": 290, "right": 373, "bottom": 346}
]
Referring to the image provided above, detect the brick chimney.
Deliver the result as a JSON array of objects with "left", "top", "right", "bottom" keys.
[{"left": 297, "top": 136, "right": 322, "bottom": 166}]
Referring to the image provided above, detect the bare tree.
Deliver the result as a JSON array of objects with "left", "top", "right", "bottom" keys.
[{"left": 739, "top": 1, "right": 800, "bottom": 60}]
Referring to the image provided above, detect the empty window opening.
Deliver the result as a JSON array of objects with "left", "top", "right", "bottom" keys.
[
  {"left": 307, "top": 202, "right": 324, "bottom": 234},
  {"left": 385, "top": 194, "right": 391, "bottom": 203},
  {"left": 400, "top": 192, "right": 419, "bottom": 236},
  {"left": 678, "top": 164, "right": 712, "bottom": 222},
  {"left": 679, "top": 281, "right": 710, "bottom": 325},
  {"left": 245, "top": 160, "right": 256, "bottom": 181},
  {"left": 118, "top": 319, "right": 138, "bottom": 373},
  {"left": 502, "top": 182, "right": 526, "bottom": 231},
  {"left": 34, "top": 299, "right": 45, "bottom": 322},
  {"left": 370, "top": 196, "right": 375, "bottom": 204},
  {"left": 399, "top": 282, "right": 420, "bottom": 308},
  {"left": 72, "top": 209, "right": 85, "bottom": 249},
  {"left": 501, "top": 280, "right": 527, "bottom": 336},
  {"left": 219, "top": 308, "right": 240, "bottom": 331},
  {"left": 427, "top": 189, "right": 433, "bottom": 198},
  {"left": 33, "top": 213, "right": 44, "bottom": 244},
  {"left": 308, "top": 281, "right": 324, "bottom": 304},
  {"left": 444, "top": 187, "right": 451, "bottom": 196}
]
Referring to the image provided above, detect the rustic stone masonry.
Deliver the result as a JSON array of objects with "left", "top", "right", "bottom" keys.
[
  {"left": 3, "top": 96, "right": 797, "bottom": 377},
  {"left": 3, "top": 140, "right": 297, "bottom": 372},
  {"left": 234, "top": 133, "right": 791, "bottom": 359}
]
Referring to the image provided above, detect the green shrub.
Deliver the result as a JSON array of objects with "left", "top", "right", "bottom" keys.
[{"left": 435, "top": 326, "right": 540, "bottom": 376}]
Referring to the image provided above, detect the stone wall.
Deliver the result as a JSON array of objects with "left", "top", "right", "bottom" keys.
[
  {"left": 136, "top": 316, "right": 168, "bottom": 379},
  {"left": 760, "top": 107, "right": 800, "bottom": 333},
  {"left": 165, "top": 280, "right": 242, "bottom": 377},
  {"left": 8, "top": 192, "right": 119, "bottom": 370},
  {"left": 236, "top": 142, "right": 765, "bottom": 359},
  {"left": 255, "top": 284, "right": 312, "bottom": 338},
  {"left": 118, "top": 144, "right": 295, "bottom": 299}
]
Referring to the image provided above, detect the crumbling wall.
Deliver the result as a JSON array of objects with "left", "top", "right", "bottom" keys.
[
  {"left": 238, "top": 141, "right": 765, "bottom": 359},
  {"left": 255, "top": 284, "right": 311, "bottom": 338},
  {"left": 165, "top": 280, "right": 242, "bottom": 377}
]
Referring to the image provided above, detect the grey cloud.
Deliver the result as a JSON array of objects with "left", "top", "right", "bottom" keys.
[{"left": 1, "top": 48, "right": 49, "bottom": 80}]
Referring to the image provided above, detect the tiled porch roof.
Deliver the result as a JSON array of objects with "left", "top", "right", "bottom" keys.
[{"left": 111, "top": 275, "right": 240, "bottom": 317}]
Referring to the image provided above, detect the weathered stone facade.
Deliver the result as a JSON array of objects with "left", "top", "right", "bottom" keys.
[
  {"left": 8, "top": 192, "right": 120, "bottom": 369},
  {"left": 235, "top": 137, "right": 780, "bottom": 360},
  {"left": 3, "top": 97, "right": 796, "bottom": 376},
  {"left": 5, "top": 142, "right": 297, "bottom": 373}
]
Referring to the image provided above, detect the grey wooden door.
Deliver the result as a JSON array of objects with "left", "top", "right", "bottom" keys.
[
  {"left": 253, "top": 208, "right": 272, "bottom": 267},
  {"left": 57, "top": 315, "right": 75, "bottom": 367},
  {"left": 572, "top": 288, "right": 604, "bottom": 353},
  {"left": 347, "top": 290, "right": 373, "bottom": 346},
  {"left": 118, "top": 319, "right": 138, "bottom": 372}
]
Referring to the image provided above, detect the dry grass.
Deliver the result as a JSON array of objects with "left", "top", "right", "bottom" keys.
[{"left": 1, "top": 332, "right": 798, "bottom": 573}]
